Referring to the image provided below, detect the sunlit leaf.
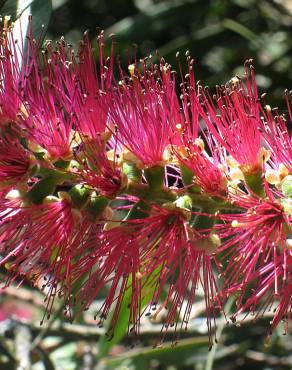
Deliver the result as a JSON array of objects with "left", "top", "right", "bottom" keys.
[{"left": 0, "top": 0, "right": 52, "bottom": 65}]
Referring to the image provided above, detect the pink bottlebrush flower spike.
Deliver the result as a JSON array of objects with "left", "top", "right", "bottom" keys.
[
  {"left": 199, "top": 61, "right": 263, "bottom": 176},
  {"left": 74, "top": 135, "right": 123, "bottom": 198},
  {"left": 21, "top": 65, "right": 73, "bottom": 161},
  {"left": 0, "top": 135, "right": 32, "bottom": 191},
  {"left": 0, "top": 21, "right": 28, "bottom": 128},
  {"left": 233, "top": 251, "right": 292, "bottom": 334},
  {"left": 73, "top": 203, "right": 222, "bottom": 345},
  {"left": 109, "top": 59, "right": 178, "bottom": 168},
  {"left": 73, "top": 31, "right": 115, "bottom": 137},
  {"left": 217, "top": 190, "right": 291, "bottom": 307},
  {"left": 262, "top": 92, "right": 292, "bottom": 178}
]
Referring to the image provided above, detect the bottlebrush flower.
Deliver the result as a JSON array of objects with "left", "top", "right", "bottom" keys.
[
  {"left": 0, "top": 195, "right": 76, "bottom": 283},
  {"left": 0, "top": 21, "right": 28, "bottom": 128},
  {"left": 0, "top": 135, "right": 32, "bottom": 190},
  {"left": 20, "top": 65, "right": 73, "bottom": 161},
  {"left": 232, "top": 250, "right": 292, "bottom": 334},
  {"left": 172, "top": 56, "right": 228, "bottom": 197},
  {"left": 140, "top": 205, "right": 222, "bottom": 344},
  {"left": 0, "top": 192, "right": 106, "bottom": 316},
  {"left": 108, "top": 60, "right": 178, "bottom": 168},
  {"left": 73, "top": 31, "right": 114, "bottom": 137},
  {"left": 217, "top": 190, "right": 291, "bottom": 309},
  {"left": 74, "top": 135, "right": 124, "bottom": 198},
  {"left": 73, "top": 204, "right": 222, "bottom": 344},
  {"left": 71, "top": 224, "right": 142, "bottom": 334},
  {"left": 198, "top": 61, "right": 263, "bottom": 176},
  {"left": 174, "top": 138, "right": 227, "bottom": 197},
  {"left": 262, "top": 93, "right": 292, "bottom": 185}
]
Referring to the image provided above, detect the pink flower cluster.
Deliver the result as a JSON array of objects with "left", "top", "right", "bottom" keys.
[{"left": 1, "top": 18, "right": 292, "bottom": 344}]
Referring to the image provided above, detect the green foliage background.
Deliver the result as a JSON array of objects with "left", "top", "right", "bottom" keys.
[{"left": 49, "top": 0, "right": 292, "bottom": 109}]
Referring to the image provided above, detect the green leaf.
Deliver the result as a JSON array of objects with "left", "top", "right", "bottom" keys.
[
  {"left": 98, "top": 285, "right": 132, "bottom": 358},
  {"left": 222, "top": 18, "right": 260, "bottom": 47},
  {"left": 1, "top": 0, "right": 32, "bottom": 18},
  {"left": 105, "top": 336, "right": 210, "bottom": 369},
  {"left": 0, "top": 0, "right": 7, "bottom": 9},
  {"left": 35, "top": 346, "right": 56, "bottom": 370},
  {"left": 205, "top": 297, "right": 235, "bottom": 370},
  {"left": 0, "top": 0, "right": 52, "bottom": 63},
  {"left": 98, "top": 267, "right": 161, "bottom": 358},
  {"left": 27, "top": 176, "right": 57, "bottom": 204},
  {"left": 106, "top": 0, "right": 204, "bottom": 49}
]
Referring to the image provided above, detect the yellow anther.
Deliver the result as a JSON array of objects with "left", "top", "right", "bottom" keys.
[
  {"left": 5, "top": 189, "right": 22, "bottom": 200},
  {"left": 230, "top": 76, "right": 240, "bottom": 86},
  {"left": 194, "top": 137, "right": 205, "bottom": 151},
  {"left": 136, "top": 271, "right": 143, "bottom": 279},
  {"left": 230, "top": 167, "right": 244, "bottom": 182},
  {"left": 226, "top": 156, "right": 240, "bottom": 169},
  {"left": 43, "top": 195, "right": 60, "bottom": 204},
  {"left": 19, "top": 104, "right": 29, "bottom": 119},
  {"left": 128, "top": 64, "right": 135, "bottom": 76},
  {"left": 58, "top": 191, "right": 72, "bottom": 203},
  {"left": 260, "top": 147, "right": 270, "bottom": 163},
  {"left": 265, "top": 105, "right": 272, "bottom": 113},
  {"left": 231, "top": 220, "right": 240, "bottom": 228},
  {"left": 4, "top": 16, "right": 11, "bottom": 29},
  {"left": 162, "top": 145, "right": 173, "bottom": 162},
  {"left": 279, "top": 163, "right": 289, "bottom": 179},
  {"left": 231, "top": 220, "right": 248, "bottom": 228},
  {"left": 162, "top": 65, "right": 170, "bottom": 74},
  {"left": 286, "top": 239, "right": 292, "bottom": 249},
  {"left": 265, "top": 169, "right": 279, "bottom": 185}
]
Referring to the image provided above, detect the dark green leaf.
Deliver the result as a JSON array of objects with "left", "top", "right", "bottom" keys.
[
  {"left": 105, "top": 336, "right": 209, "bottom": 369},
  {"left": 0, "top": 0, "right": 52, "bottom": 56},
  {"left": 98, "top": 266, "right": 161, "bottom": 358}
]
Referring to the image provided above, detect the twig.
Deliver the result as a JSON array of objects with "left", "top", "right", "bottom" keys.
[
  {"left": 0, "top": 307, "right": 274, "bottom": 345},
  {"left": 35, "top": 346, "right": 55, "bottom": 370},
  {"left": 14, "top": 325, "right": 31, "bottom": 370},
  {"left": 81, "top": 347, "right": 95, "bottom": 370},
  {"left": 205, "top": 297, "right": 234, "bottom": 370},
  {"left": 30, "top": 303, "right": 65, "bottom": 350},
  {"left": 1, "top": 285, "right": 44, "bottom": 307},
  {"left": 245, "top": 350, "right": 292, "bottom": 367},
  {"left": 0, "top": 340, "right": 16, "bottom": 363}
]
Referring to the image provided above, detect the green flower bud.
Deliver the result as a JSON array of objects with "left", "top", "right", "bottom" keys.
[
  {"left": 69, "top": 184, "right": 91, "bottom": 209},
  {"left": 27, "top": 177, "right": 57, "bottom": 204},
  {"left": 243, "top": 168, "right": 265, "bottom": 197},
  {"left": 281, "top": 175, "right": 292, "bottom": 198},
  {"left": 85, "top": 192, "right": 109, "bottom": 218},
  {"left": 144, "top": 165, "right": 165, "bottom": 191},
  {"left": 122, "top": 162, "right": 142, "bottom": 183},
  {"left": 54, "top": 159, "right": 71, "bottom": 170},
  {"left": 174, "top": 195, "right": 192, "bottom": 211},
  {"left": 180, "top": 165, "right": 200, "bottom": 193},
  {"left": 125, "top": 199, "right": 151, "bottom": 220}
]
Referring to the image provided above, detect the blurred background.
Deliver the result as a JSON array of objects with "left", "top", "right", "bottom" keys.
[
  {"left": 1, "top": 0, "right": 292, "bottom": 369},
  {"left": 48, "top": 0, "right": 292, "bottom": 109}
]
